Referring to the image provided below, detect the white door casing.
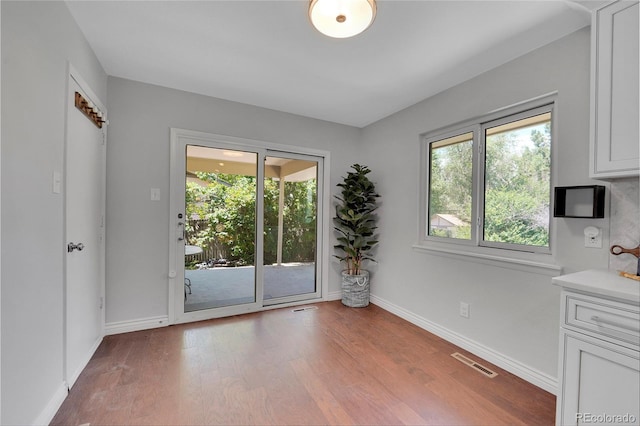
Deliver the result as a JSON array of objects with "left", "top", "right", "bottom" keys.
[{"left": 64, "top": 67, "right": 106, "bottom": 388}]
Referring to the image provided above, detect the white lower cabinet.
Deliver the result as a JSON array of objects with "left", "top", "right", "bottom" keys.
[
  {"left": 553, "top": 270, "right": 640, "bottom": 426},
  {"left": 558, "top": 331, "right": 639, "bottom": 425}
]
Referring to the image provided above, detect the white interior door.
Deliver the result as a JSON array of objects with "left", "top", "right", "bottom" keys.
[{"left": 65, "top": 70, "right": 106, "bottom": 388}]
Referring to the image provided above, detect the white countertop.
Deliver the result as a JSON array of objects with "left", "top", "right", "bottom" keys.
[{"left": 552, "top": 269, "right": 640, "bottom": 303}]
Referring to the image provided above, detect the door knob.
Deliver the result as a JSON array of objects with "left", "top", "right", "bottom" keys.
[{"left": 67, "top": 242, "right": 85, "bottom": 253}]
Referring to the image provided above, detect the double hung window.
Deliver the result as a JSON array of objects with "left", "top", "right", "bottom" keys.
[{"left": 422, "top": 99, "right": 554, "bottom": 255}]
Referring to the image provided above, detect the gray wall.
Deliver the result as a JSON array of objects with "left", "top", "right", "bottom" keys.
[
  {"left": 105, "top": 78, "right": 360, "bottom": 324},
  {"left": 360, "top": 27, "right": 608, "bottom": 381},
  {"left": 0, "top": 3, "right": 623, "bottom": 421},
  {"left": 1, "top": 1, "right": 107, "bottom": 424}
]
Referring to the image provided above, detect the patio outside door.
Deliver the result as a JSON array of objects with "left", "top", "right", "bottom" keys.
[{"left": 170, "top": 130, "right": 324, "bottom": 324}]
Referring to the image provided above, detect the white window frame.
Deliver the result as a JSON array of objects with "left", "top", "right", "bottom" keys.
[
  {"left": 416, "top": 94, "right": 562, "bottom": 276},
  {"left": 424, "top": 125, "right": 479, "bottom": 247}
]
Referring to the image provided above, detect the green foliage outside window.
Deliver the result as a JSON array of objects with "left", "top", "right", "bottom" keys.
[
  {"left": 428, "top": 114, "right": 551, "bottom": 248},
  {"left": 186, "top": 172, "right": 317, "bottom": 266},
  {"left": 429, "top": 136, "right": 473, "bottom": 240},
  {"left": 484, "top": 121, "right": 550, "bottom": 247}
]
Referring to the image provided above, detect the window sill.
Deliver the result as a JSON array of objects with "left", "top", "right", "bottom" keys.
[{"left": 412, "top": 243, "right": 563, "bottom": 277}]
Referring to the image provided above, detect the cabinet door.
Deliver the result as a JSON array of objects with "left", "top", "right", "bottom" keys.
[
  {"left": 558, "top": 332, "right": 640, "bottom": 425},
  {"left": 590, "top": 1, "right": 640, "bottom": 178}
]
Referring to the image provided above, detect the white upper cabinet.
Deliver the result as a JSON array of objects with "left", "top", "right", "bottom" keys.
[{"left": 590, "top": 1, "right": 640, "bottom": 178}]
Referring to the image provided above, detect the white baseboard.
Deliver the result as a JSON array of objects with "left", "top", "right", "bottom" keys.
[
  {"left": 33, "top": 335, "right": 104, "bottom": 425},
  {"left": 326, "top": 290, "right": 342, "bottom": 301},
  {"left": 67, "top": 335, "right": 103, "bottom": 389},
  {"left": 33, "top": 382, "right": 68, "bottom": 426},
  {"left": 370, "top": 294, "right": 558, "bottom": 395},
  {"left": 105, "top": 315, "right": 169, "bottom": 335}
]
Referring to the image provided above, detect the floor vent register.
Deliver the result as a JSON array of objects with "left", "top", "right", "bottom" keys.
[
  {"left": 292, "top": 306, "right": 319, "bottom": 313},
  {"left": 451, "top": 352, "right": 498, "bottom": 378}
]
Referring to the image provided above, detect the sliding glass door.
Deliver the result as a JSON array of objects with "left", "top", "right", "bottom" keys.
[
  {"left": 170, "top": 130, "right": 324, "bottom": 323},
  {"left": 263, "top": 154, "right": 320, "bottom": 306},
  {"left": 183, "top": 145, "right": 259, "bottom": 313}
]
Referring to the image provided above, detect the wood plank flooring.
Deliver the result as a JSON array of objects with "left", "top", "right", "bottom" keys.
[{"left": 51, "top": 301, "right": 555, "bottom": 425}]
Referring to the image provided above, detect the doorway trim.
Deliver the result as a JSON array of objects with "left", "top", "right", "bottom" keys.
[{"left": 168, "top": 128, "right": 330, "bottom": 324}]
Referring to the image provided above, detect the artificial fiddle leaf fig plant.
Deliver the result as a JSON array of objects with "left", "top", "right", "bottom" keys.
[{"left": 334, "top": 164, "right": 380, "bottom": 307}]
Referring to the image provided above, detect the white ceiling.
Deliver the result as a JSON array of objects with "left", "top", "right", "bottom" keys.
[{"left": 66, "top": 0, "right": 598, "bottom": 128}]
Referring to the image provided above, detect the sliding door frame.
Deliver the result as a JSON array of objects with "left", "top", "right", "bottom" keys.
[
  {"left": 263, "top": 150, "right": 324, "bottom": 307},
  {"left": 168, "top": 128, "right": 330, "bottom": 324}
]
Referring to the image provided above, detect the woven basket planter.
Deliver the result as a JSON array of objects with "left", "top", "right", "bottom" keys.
[{"left": 341, "top": 270, "right": 370, "bottom": 307}]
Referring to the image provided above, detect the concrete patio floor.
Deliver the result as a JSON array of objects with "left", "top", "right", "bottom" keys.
[{"left": 184, "top": 263, "right": 316, "bottom": 312}]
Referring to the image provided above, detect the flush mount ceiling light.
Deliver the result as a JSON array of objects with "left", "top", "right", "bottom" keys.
[{"left": 309, "top": 0, "right": 377, "bottom": 38}]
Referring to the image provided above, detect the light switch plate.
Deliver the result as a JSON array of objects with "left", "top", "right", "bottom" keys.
[
  {"left": 52, "top": 171, "right": 62, "bottom": 194},
  {"left": 150, "top": 188, "right": 160, "bottom": 201},
  {"left": 459, "top": 302, "right": 470, "bottom": 318}
]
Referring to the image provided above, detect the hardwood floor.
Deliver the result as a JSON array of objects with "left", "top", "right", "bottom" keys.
[{"left": 51, "top": 301, "right": 555, "bottom": 425}]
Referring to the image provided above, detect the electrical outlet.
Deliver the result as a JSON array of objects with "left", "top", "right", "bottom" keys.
[
  {"left": 584, "top": 226, "right": 602, "bottom": 248},
  {"left": 585, "top": 234, "right": 602, "bottom": 248},
  {"left": 459, "top": 302, "right": 470, "bottom": 318}
]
